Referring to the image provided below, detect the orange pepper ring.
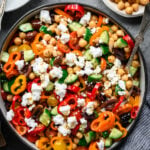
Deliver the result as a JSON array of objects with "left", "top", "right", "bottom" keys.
[
  {"left": 36, "top": 137, "right": 50, "bottom": 149},
  {"left": 116, "top": 104, "right": 132, "bottom": 116},
  {"left": 89, "top": 142, "right": 99, "bottom": 150}
]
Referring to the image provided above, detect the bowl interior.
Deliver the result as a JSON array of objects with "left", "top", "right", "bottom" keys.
[{"left": 0, "top": 3, "right": 146, "bottom": 150}]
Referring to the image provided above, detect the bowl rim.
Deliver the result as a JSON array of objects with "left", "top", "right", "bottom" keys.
[{"left": 0, "top": 2, "right": 148, "bottom": 150}]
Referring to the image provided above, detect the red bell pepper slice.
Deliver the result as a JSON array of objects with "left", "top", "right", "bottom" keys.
[
  {"left": 29, "top": 124, "right": 46, "bottom": 135},
  {"left": 26, "top": 134, "right": 39, "bottom": 143},
  {"left": 70, "top": 109, "right": 82, "bottom": 121},
  {"left": 1, "top": 89, "right": 7, "bottom": 100},
  {"left": 131, "top": 106, "right": 139, "bottom": 119},
  {"left": 123, "top": 35, "right": 135, "bottom": 50},
  {"left": 68, "top": 31, "right": 80, "bottom": 50},
  {"left": 64, "top": 4, "right": 84, "bottom": 19},
  {"left": 16, "top": 126, "right": 28, "bottom": 136},
  {"left": 27, "top": 78, "right": 41, "bottom": 92},
  {"left": 112, "top": 96, "right": 125, "bottom": 113},
  {"left": 67, "top": 85, "right": 80, "bottom": 93},
  {"left": 12, "top": 95, "right": 21, "bottom": 111},
  {"left": 57, "top": 40, "right": 70, "bottom": 53},
  {"left": 72, "top": 124, "right": 80, "bottom": 135}
]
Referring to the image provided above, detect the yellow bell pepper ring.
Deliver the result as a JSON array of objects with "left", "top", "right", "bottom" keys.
[{"left": 11, "top": 75, "right": 27, "bottom": 95}]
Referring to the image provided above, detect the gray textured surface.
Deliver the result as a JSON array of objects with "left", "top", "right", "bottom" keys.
[{"left": 0, "top": 0, "right": 150, "bottom": 149}]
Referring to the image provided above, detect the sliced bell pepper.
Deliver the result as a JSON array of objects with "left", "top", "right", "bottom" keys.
[
  {"left": 101, "top": 57, "right": 107, "bottom": 71},
  {"left": 79, "top": 76, "right": 86, "bottom": 92},
  {"left": 11, "top": 75, "right": 27, "bottom": 95},
  {"left": 116, "top": 104, "right": 132, "bottom": 116},
  {"left": 50, "top": 122, "right": 58, "bottom": 131},
  {"left": 64, "top": 4, "right": 84, "bottom": 19},
  {"left": 115, "top": 122, "right": 127, "bottom": 139},
  {"left": 89, "top": 142, "right": 98, "bottom": 150},
  {"left": 36, "top": 137, "right": 51, "bottom": 150},
  {"left": 16, "top": 126, "right": 28, "bottom": 136},
  {"left": 70, "top": 109, "right": 82, "bottom": 121},
  {"left": 72, "top": 50, "right": 82, "bottom": 56},
  {"left": 69, "top": 31, "right": 80, "bottom": 50},
  {"left": 12, "top": 95, "right": 21, "bottom": 111},
  {"left": 67, "top": 85, "right": 80, "bottom": 93},
  {"left": 72, "top": 124, "right": 80, "bottom": 135},
  {"left": 26, "top": 134, "right": 39, "bottom": 143},
  {"left": 97, "top": 16, "right": 103, "bottom": 27},
  {"left": 57, "top": 40, "right": 71, "bottom": 53},
  {"left": 131, "top": 106, "right": 139, "bottom": 119},
  {"left": 29, "top": 124, "right": 46, "bottom": 135},
  {"left": 123, "top": 35, "right": 134, "bottom": 50},
  {"left": 89, "top": 26, "right": 109, "bottom": 45},
  {"left": 54, "top": 8, "right": 73, "bottom": 20}
]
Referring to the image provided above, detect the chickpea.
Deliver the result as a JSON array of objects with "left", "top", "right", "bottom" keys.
[
  {"left": 140, "top": 0, "right": 149, "bottom": 5},
  {"left": 112, "top": 34, "right": 118, "bottom": 41},
  {"left": 109, "top": 39, "right": 114, "bottom": 52},
  {"left": 124, "top": 47, "right": 131, "bottom": 53},
  {"left": 104, "top": 89, "right": 112, "bottom": 97},
  {"left": 77, "top": 27, "right": 86, "bottom": 37},
  {"left": 117, "top": 68, "right": 125, "bottom": 76},
  {"left": 57, "top": 51, "right": 63, "bottom": 56},
  {"left": 49, "top": 38, "right": 57, "bottom": 46},
  {"left": 55, "top": 28, "right": 61, "bottom": 36},
  {"left": 89, "top": 20, "right": 97, "bottom": 28},
  {"left": 52, "top": 50, "right": 58, "bottom": 57},
  {"left": 132, "top": 60, "right": 140, "bottom": 68},
  {"left": 43, "top": 49, "right": 51, "bottom": 57},
  {"left": 102, "top": 76, "right": 107, "bottom": 82},
  {"left": 23, "top": 39, "right": 29, "bottom": 44},
  {"left": 125, "top": 7, "right": 133, "bottom": 15},
  {"left": 111, "top": 25, "right": 118, "bottom": 32},
  {"left": 74, "top": 81, "right": 80, "bottom": 87},
  {"left": 79, "top": 38, "right": 87, "bottom": 48},
  {"left": 29, "top": 72, "right": 36, "bottom": 80},
  {"left": 76, "top": 132, "right": 83, "bottom": 139},
  {"left": 73, "top": 138, "right": 79, "bottom": 144},
  {"left": 132, "top": 3, "right": 139, "bottom": 12},
  {"left": 7, "top": 95, "right": 13, "bottom": 102},
  {"left": 54, "top": 15, "right": 61, "bottom": 23},
  {"left": 126, "top": 80, "right": 133, "bottom": 90},
  {"left": 48, "top": 24, "right": 57, "bottom": 33},
  {"left": 94, "top": 101, "right": 99, "bottom": 108},
  {"left": 117, "top": 1, "right": 125, "bottom": 10},
  {"left": 19, "top": 32, "right": 26, "bottom": 39},
  {"left": 67, "top": 68, "right": 74, "bottom": 74},
  {"left": 61, "top": 20, "right": 67, "bottom": 26},
  {"left": 91, "top": 15, "right": 98, "bottom": 21},
  {"left": 121, "top": 74, "right": 128, "bottom": 81},
  {"left": 116, "top": 30, "right": 124, "bottom": 37},
  {"left": 14, "top": 37, "right": 22, "bottom": 45},
  {"left": 125, "top": 2, "right": 130, "bottom": 8},
  {"left": 133, "top": 54, "right": 138, "bottom": 60},
  {"left": 72, "top": 143, "right": 77, "bottom": 150},
  {"left": 43, "top": 34, "right": 51, "bottom": 41},
  {"left": 73, "top": 66, "right": 81, "bottom": 73},
  {"left": 108, "top": 55, "right": 115, "bottom": 63}
]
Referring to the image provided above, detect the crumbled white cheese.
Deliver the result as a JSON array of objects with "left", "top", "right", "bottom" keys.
[
  {"left": 67, "top": 18, "right": 72, "bottom": 23},
  {"left": 21, "top": 92, "right": 33, "bottom": 106},
  {"left": 80, "top": 12, "right": 91, "bottom": 26},
  {"left": 25, "top": 118, "right": 38, "bottom": 132},
  {"left": 58, "top": 23, "right": 68, "bottom": 32},
  {"left": 59, "top": 105, "right": 70, "bottom": 116},
  {"left": 40, "top": 10, "right": 51, "bottom": 24},
  {"left": 75, "top": 56, "right": 85, "bottom": 68},
  {"left": 40, "top": 73, "right": 50, "bottom": 88},
  {"left": 85, "top": 102, "right": 95, "bottom": 115},
  {"left": 58, "top": 123, "right": 71, "bottom": 136},
  {"left": 81, "top": 92, "right": 87, "bottom": 97},
  {"left": 104, "top": 18, "right": 109, "bottom": 24},
  {"left": 55, "top": 35, "right": 60, "bottom": 40},
  {"left": 97, "top": 140, "right": 104, "bottom": 150},
  {"left": 91, "top": 28, "right": 96, "bottom": 34},
  {"left": 67, "top": 116, "right": 78, "bottom": 129},
  {"left": 93, "top": 66, "right": 101, "bottom": 74},
  {"left": 41, "top": 39, "right": 47, "bottom": 46},
  {"left": 89, "top": 46, "right": 102, "bottom": 58},
  {"left": 54, "top": 82, "right": 67, "bottom": 101},
  {"left": 50, "top": 67, "right": 63, "bottom": 79},
  {"left": 53, "top": 114, "right": 64, "bottom": 125},
  {"left": 32, "top": 57, "right": 49, "bottom": 75},
  {"left": 84, "top": 61, "right": 93, "bottom": 75},
  {"left": 118, "top": 80, "right": 126, "bottom": 90},
  {"left": 118, "top": 91, "right": 126, "bottom": 96},
  {"left": 31, "top": 83, "right": 43, "bottom": 101},
  {"left": 77, "top": 98, "right": 85, "bottom": 107},
  {"left": 60, "top": 33, "right": 70, "bottom": 44},
  {"left": 114, "top": 58, "right": 121, "bottom": 68},
  {"left": 104, "top": 81, "right": 111, "bottom": 90},
  {"left": 28, "top": 104, "right": 36, "bottom": 111},
  {"left": 65, "top": 53, "right": 77, "bottom": 67},
  {"left": 6, "top": 109, "right": 14, "bottom": 121},
  {"left": 80, "top": 118, "right": 87, "bottom": 129},
  {"left": 15, "top": 60, "right": 24, "bottom": 71}
]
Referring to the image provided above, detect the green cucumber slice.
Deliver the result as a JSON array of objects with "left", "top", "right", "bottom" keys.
[
  {"left": 64, "top": 74, "right": 78, "bottom": 84},
  {"left": 100, "top": 30, "right": 109, "bottom": 45},
  {"left": 78, "top": 137, "right": 88, "bottom": 146},
  {"left": 40, "top": 25, "right": 53, "bottom": 35},
  {"left": 88, "top": 74, "right": 102, "bottom": 82},
  {"left": 68, "top": 22, "right": 82, "bottom": 31},
  {"left": 129, "top": 66, "right": 137, "bottom": 76},
  {"left": 0, "top": 52, "right": 9, "bottom": 63},
  {"left": 101, "top": 45, "right": 109, "bottom": 55},
  {"left": 39, "top": 109, "right": 51, "bottom": 126},
  {"left": 3, "top": 82, "right": 9, "bottom": 92},
  {"left": 84, "top": 28, "right": 92, "bottom": 42},
  {"left": 58, "top": 69, "right": 68, "bottom": 83},
  {"left": 84, "top": 50, "right": 93, "bottom": 61},
  {"left": 109, "top": 128, "right": 123, "bottom": 139},
  {"left": 91, "top": 58, "right": 99, "bottom": 68},
  {"left": 24, "top": 50, "right": 35, "bottom": 62},
  {"left": 84, "top": 131, "right": 96, "bottom": 144},
  {"left": 51, "top": 106, "right": 58, "bottom": 116},
  {"left": 115, "top": 38, "right": 128, "bottom": 48},
  {"left": 133, "top": 80, "right": 139, "bottom": 87},
  {"left": 19, "top": 23, "right": 33, "bottom": 32},
  {"left": 105, "top": 138, "right": 112, "bottom": 148},
  {"left": 50, "top": 57, "right": 55, "bottom": 66}
]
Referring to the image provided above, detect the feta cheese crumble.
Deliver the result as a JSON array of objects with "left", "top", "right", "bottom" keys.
[
  {"left": 89, "top": 46, "right": 102, "bottom": 58},
  {"left": 85, "top": 102, "right": 95, "bottom": 115},
  {"left": 59, "top": 105, "right": 70, "bottom": 116},
  {"left": 40, "top": 10, "right": 51, "bottom": 24},
  {"left": 21, "top": 92, "right": 33, "bottom": 106},
  {"left": 60, "top": 33, "right": 70, "bottom": 44},
  {"left": 118, "top": 80, "right": 126, "bottom": 90},
  {"left": 75, "top": 56, "right": 85, "bottom": 68},
  {"left": 40, "top": 73, "right": 50, "bottom": 88},
  {"left": 65, "top": 53, "right": 77, "bottom": 67},
  {"left": 67, "top": 116, "right": 78, "bottom": 129},
  {"left": 97, "top": 140, "right": 104, "bottom": 150},
  {"left": 57, "top": 23, "right": 68, "bottom": 32},
  {"left": 25, "top": 118, "right": 38, "bottom": 132},
  {"left": 53, "top": 114, "right": 64, "bottom": 125},
  {"left": 15, "top": 60, "right": 24, "bottom": 71},
  {"left": 80, "top": 12, "right": 91, "bottom": 26},
  {"left": 54, "top": 82, "right": 67, "bottom": 101},
  {"left": 80, "top": 118, "right": 87, "bottom": 129},
  {"left": 77, "top": 98, "right": 85, "bottom": 107},
  {"left": 6, "top": 109, "right": 14, "bottom": 121},
  {"left": 50, "top": 67, "right": 63, "bottom": 79},
  {"left": 58, "top": 123, "right": 71, "bottom": 136}
]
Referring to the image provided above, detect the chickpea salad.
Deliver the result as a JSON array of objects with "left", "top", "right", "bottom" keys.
[{"left": 0, "top": 4, "right": 141, "bottom": 150}]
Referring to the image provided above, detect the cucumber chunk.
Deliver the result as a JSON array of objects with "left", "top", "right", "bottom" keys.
[
  {"left": 133, "top": 80, "right": 139, "bottom": 87},
  {"left": 100, "top": 30, "right": 109, "bottom": 45},
  {"left": 45, "top": 82, "right": 54, "bottom": 92},
  {"left": 24, "top": 50, "right": 35, "bottom": 62},
  {"left": 84, "top": 50, "right": 93, "bottom": 61},
  {"left": 109, "top": 128, "right": 123, "bottom": 139},
  {"left": 78, "top": 137, "right": 88, "bottom": 146},
  {"left": 51, "top": 106, "right": 58, "bottom": 116},
  {"left": 39, "top": 109, "right": 51, "bottom": 126},
  {"left": 105, "top": 138, "right": 112, "bottom": 148},
  {"left": 40, "top": 25, "right": 53, "bottom": 35},
  {"left": 68, "top": 22, "right": 82, "bottom": 31},
  {"left": 84, "top": 131, "right": 96, "bottom": 144},
  {"left": 3, "top": 82, "right": 9, "bottom": 92},
  {"left": 88, "top": 74, "right": 102, "bottom": 82},
  {"left": 84, "top": 28, "right": 92, "bottom": 42},
  {"left": 19, "top": 23, "right": 33, "bottom": 32},
  {"left": 115, "top": 38, "right": 128, "bottom": 48},
  {"left": 100, "top": 45, "right": 109, "bottom": 55},
  {"left": 91, "top": 58, "right": 99, "bottom": 68},
  {"left": 0, "top": 52, "right": 9, "bottom": 63},
  {"left": 129, "top": 66, "right": 137, "bottom": 76},
  {"left": 65, "top": 74, "right": 78, "bottom": 84}
]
